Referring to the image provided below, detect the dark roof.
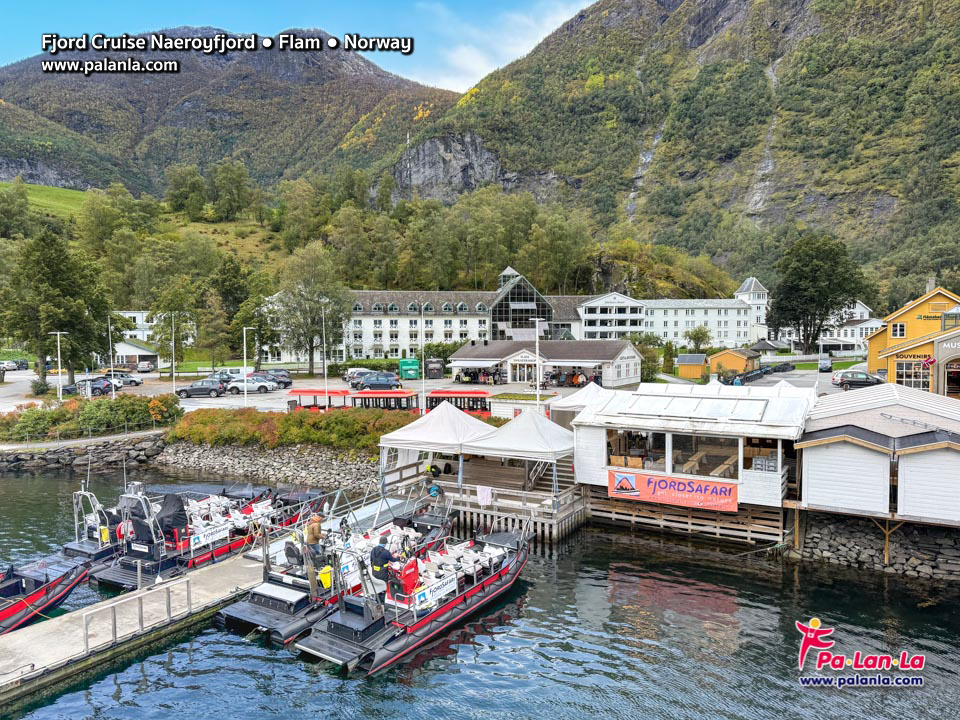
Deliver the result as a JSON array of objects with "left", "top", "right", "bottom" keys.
[
  {"left": 677, "top": 354, "right": 707, "bottom": 364},
  {"left": 896, "top": 430, "right": 960, "bottom": 451},
  {"left": 710, "top": 348, "right": 761, "bottom": 360},
  {"left": 351, "top": 290, "right": 494, "bottom": 315},
  {"left": 798, "top": 425, "right": 895, "bottom": 451},
  {"left": 842, "top": 317, "right": 877, "bottom": 327},
  {"left": 451, "top": 339, "right": 637, "bottom": 363},
  {"left": 546, "top": 295, "right": 596, "bottom": 322},
  {"left": 735, "top": 277, "right": 768, "bottom": 294}
]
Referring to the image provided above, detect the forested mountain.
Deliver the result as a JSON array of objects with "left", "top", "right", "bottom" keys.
[
  {"left": 396, "top": 0, "right": 960, "bottom": 306},
  {"left": 4, "top": 3, "right": 960, "bottom": 307},
  {"left": 0, "top": 27, "right": 456, "bottom": 193}
]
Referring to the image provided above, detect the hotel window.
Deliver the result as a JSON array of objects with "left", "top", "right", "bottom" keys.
[
  {"left": 353, "top": 319, "right": 362, "bottom": 329},
  {"left": 389, "top": 319, "right": 398, "bottom": 329},
  {"left": 407, "top": 302, "right": 418, "bottom": 313},
  {"left": 424, "top": 319, "right": 433, "bottom": 328},
  {"left": 444, "top": 319, "right": 453, "bottom": 328},
  {"left": 459, "top": 332, "right": 469, "bottom": 340},
  {"left": 373, "top": 332, "right": 382, "bottom": 341},
  {"left": 353, "top": 302, "right": 363, "bottom": 312},
  {"left": 373, "top": 319, "right": 382, "bottom": 328},
  {"left": 423, "top": 303, "right": 434, "bottom": 313},
  {"left": 425, "top": 331, "right": 434, "bottom": 341},
  {"left": 387, "top": 303, "right": 399, "bottom": 314},
  {"left": 895, "top": 362, "right": 929, "bottom": 390},
  {"left": 442, "top": 303, "right": 453, "bottom": 313},
  {"left": 353, "top": 332, "right": 362, "bottom": 342},
  {"left": 389, "top": 332, "right": 398, "bottom": 342},
  {"left": 479, "top": 319, "right": 486, "bottom": 327},
  {"left": 409, "top": 331, "right": 418, "bottom": 341},
  {"left": 409, "top": 319, "right": 418, "bottom": 328},
  {"left": 372, "top": 303, "right": 383, "bottom": 313},
  {"left": 460, "top": 319, "right": 468, "bottom": 328},
  {"left": 457, "top": 302, "right": 468, "bottom": 312},
  {"left": 444, "top": 331, "right": 453, "bottom": 341},
  {"left": 891, "top": 323, "right": 906, "bottom": 339}
]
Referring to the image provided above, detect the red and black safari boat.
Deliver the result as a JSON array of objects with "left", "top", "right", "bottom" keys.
[
  {"left": 295, "top": 518, "right": 529, "bottom": 674},
  {"left": 0, "top": 562, "right": 88, "bottom": 635}
]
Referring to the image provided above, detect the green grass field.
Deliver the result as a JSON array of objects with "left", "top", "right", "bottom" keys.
[{"left": 0, "top": 181, "right": 86, "bottom": 219}]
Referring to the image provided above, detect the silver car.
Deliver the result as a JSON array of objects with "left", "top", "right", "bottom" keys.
[{"left": 226, "top": 378, "right": 272, "bottom": 394}]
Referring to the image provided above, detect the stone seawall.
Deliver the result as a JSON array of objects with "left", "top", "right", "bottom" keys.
[
  {"left": 155, "top": 442, "right": 378, "bottom": 493},
  {"left": 0, "top": 434, "right": 167, "bottom": 472},
  {"left": 797, "top": 512, "right": 960, "bottom": 581}
]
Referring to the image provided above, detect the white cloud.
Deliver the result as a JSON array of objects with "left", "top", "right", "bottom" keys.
[{"left": 407, "top": 0, "right": 588, "bottom": 92}]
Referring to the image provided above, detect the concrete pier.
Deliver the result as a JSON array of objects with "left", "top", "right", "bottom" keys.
[{"left": 0, "top": 552, "right": 262, "bottom": 708}]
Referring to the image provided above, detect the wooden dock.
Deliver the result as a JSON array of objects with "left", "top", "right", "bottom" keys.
[
  {"left": 0, "top": 552, "right": 263, "bottom": 709},
  {"left": 419, "top": 459, "right": 588, "bottom": 544}
]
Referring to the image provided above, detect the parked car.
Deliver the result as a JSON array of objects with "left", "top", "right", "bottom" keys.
[
  {"left": 63, "top": 378, "right": 116, "bottom": 396},
  {"left": 0, "top": 360, "right": 17, "bottom": 371},
  {"left": 177, "top": 379, "right": 226, "bottom": 399},
  {"left": 818, "top": 355, "right": 833, "bottom": 372},
  {"left": 358, "top": 372, "right": 402, "bottom": 390},
  {"left": 227, "top": 378, "right": 272, "bottom": 394},
  {"left": 101, "top": 370, "right": 143, "bottom": 386},
  {"left": 137, "top": 361, "right": 155, "bottom": 373},
  {"left": 15, "top": 359, "right": 29, "bottom": 370},
  {"left": 349, "top": 370, "right": 375, "bottom": 389},
  {"left": 831, "top": 370, "right": 884, "bottom": 391},
  {"left": 771, "top": 362, "right": 795, "bottom": 373},
  {"left": 267, "top": 369, "right": 293, "bottom": 384},
  {"left": 248, "top": 372, "right": 289, "bottom": 389},
  {"left": 208, "top": 370, "right": 235, "bottom": 383},
  {"left": 760, "top": 365, "right": 774, "bottom": 375},
  {"left": 342, "top": 367, "right": 372, "bottom": 382}
]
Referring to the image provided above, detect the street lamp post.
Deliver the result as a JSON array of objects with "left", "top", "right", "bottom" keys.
[
  {"left": 107, "top": 313, "right": 116, "bottom": 400},
  {"left": 320, "top": 303, "right": 329, "bottom": 402},
  {"left": 531, "top": 318, "right": 544, "bottom": 412},
  {"left": 420, "top": 303, "right": 426, "bottom": 415},
  {"left": 171, "top": 313, "right": 177, "bottom": 395},
  {"left": 242, "top": 326, "right": 255, "bottom": 407},
  {"left": 48, "top": 331, "right": 68, "bottom": 402}
]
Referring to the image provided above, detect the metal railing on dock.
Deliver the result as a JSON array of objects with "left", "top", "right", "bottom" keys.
[{"left": 82, "top": 578, "right": 192, "bottom": 655}]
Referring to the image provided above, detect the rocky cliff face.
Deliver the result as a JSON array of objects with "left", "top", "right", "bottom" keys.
[
  {"left": 386, "top": 132, "right": 574, "bottom": 204},
  {"left": 0, "top": 158, "right": 95, "bottom": 190}
]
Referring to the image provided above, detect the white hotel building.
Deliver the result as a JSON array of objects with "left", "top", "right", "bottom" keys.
[{"left": 269, "top": 269, "right": 771, "bottom": 363}]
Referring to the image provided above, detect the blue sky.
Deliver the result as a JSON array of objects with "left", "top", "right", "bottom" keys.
[{"left": 1, "top": 0, "right": 590, "bottom": 91}]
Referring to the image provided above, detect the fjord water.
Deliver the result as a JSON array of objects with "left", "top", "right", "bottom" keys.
[{"left": 3, "top": 468, "right": 959, "bottom": 720}]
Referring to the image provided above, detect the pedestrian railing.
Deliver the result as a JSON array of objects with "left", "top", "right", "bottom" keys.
[{"left": 82, "top": 578, "right": 193, "bottom": 655}]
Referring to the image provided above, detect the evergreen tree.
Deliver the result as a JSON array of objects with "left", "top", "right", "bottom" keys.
[{"left": 0, "top": 176, "right": 31, "bottom": 238}]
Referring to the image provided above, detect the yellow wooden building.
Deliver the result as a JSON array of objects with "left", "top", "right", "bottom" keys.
[
  {"left": 676, "top": 353, "right": 708, "bottom": 380},
  {"left": 708, "top": 348, "right": 761, "bottom": 375},
  {"left": 866, "top": 287, "right": 960, "bottom": 398}
]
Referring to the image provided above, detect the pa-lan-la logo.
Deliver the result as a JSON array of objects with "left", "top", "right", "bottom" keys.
[{"left": 796, "top": 617, "right": 926, "bottom": 672}]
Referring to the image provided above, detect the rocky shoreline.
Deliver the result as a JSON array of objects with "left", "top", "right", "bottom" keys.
[
  {"left": 794, "top": 512, "right": 960, "bottom": 582},
  {"left": 154, "top": 441, "right": 378, "bottom": 493},
  {"left": 0, "top": 434, "right": 166, "bottom": 472}
]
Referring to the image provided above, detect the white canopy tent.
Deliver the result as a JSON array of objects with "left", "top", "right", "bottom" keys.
[
  {"left": 462, "top": 410, "right": 574, "bottom": 495},
  {"left": 547, "top": 381, "right": 615, "bottom": 412},
  {"left": 378, "top": 400, "right": 495, "bottom": 454},
  {"left": 462, "top": 409, "right": 574, "bottom": 461},
  {"left": 378, "top": 401, "right": 496, "bottom": 488}
]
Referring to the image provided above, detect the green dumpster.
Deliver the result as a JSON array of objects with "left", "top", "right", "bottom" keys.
[{"left": 397, "top": 358, "right": 420, "bottom": 380}]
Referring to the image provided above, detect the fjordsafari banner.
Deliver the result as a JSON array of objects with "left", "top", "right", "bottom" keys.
[{"left": 608, "top": 471, "right": 738, "bottom": 513}]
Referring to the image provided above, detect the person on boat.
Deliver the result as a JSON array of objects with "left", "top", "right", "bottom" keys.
[
  {"left": 305, "top": 514, "right": 326, "bottom": 553},
  {"left": 370, "top": 536, "right": 399, "bottom": 599}
]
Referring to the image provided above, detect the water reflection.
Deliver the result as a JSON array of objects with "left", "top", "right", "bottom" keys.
[{"left": 2, "top": 471, "right": 960, "bottom": 719}]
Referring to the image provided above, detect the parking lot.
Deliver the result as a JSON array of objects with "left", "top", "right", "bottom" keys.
[{"left": 0, "top": 362, "right": 866, "bottom": 414}]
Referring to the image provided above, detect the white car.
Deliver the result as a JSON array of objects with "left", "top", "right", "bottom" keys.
[
  {"left": 226, "top": 378, "right": 272, "bottom": 394},
  {"left": 0, "top": 360, "right": 17, "bottom": 371}
]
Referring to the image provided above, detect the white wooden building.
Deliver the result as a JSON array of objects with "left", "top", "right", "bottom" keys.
[
  {"left": 797, "top": 384, "right": 960, "bottom": 526},
  {"left": 572, "top": 382, "right": 815, "bottom": 512}
]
